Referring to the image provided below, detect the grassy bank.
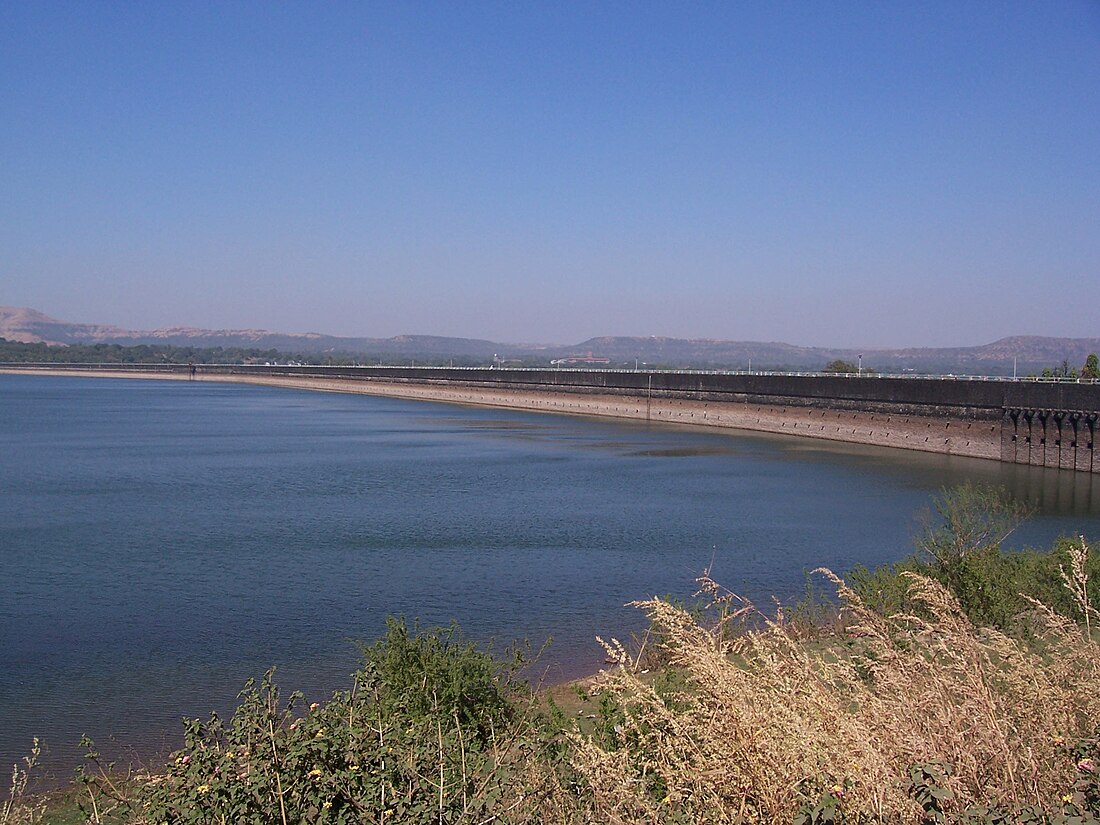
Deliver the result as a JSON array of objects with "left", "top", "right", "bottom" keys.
[{"left": 6, "top": 486, "right": 1100, "bottom": 824}]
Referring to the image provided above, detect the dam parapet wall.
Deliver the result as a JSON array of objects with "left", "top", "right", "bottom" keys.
[
  {"left": 222, "top": 365, "right": 1097, "bottom": 417},
  {"left": 4, "top": 364, "right": 1098, "bottom": 473}
]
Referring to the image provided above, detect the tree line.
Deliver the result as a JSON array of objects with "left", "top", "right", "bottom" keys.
[
  {"left": 0, "top": 339, "right": 487, "bottom": 367},
  {"left": 1039, "top": 353, "right": 1100, "bottom": 379}
]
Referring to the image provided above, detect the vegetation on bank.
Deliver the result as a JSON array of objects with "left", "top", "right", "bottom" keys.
[{"left": 5, "top": 485, "right": 1100, "bottom": 824}]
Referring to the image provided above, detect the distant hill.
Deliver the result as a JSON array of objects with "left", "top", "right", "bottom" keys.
[
  {"left": 1, "top": 306, "right": 1097, "bottom": 374},
  {"left": 0, "top": 306, "right": 504, "bottom": 359}
]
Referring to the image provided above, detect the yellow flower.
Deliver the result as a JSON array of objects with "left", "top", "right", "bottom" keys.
[
  {"left": 197, "top": 784, "right": 210, "bottom": 794},
  {"left": 323, "top": 801, "right": 333, "bottom": 810},
  {"left": 308, "top": 768, "right": 323, "bottom": 778},
  {"left": 1063, "top": 794, "right": 1075, "bottom": 804},
  {"left": 224, "top": 750, "right": 233, "bottom": 760},
  {"left": 315, "top": 727, "right": 326, "bottom": 738},
  {"left": 349, "top": 765, "right": 360, "bottom": 772}
]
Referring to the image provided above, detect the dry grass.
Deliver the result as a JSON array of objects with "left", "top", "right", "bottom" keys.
[
  {"left": 1, "top": 740, "right": 44, "bottom": 825},
  {"left": 569, "top": 544, "right": 1100, "bottom": 823}
]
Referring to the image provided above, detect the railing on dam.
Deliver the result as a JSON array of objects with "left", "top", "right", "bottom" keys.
[
  {"left": 3, "top": 361, "right": 1098, "bottom": 384},
  {"left": 6, "top": 361, "right": 1098, "bottom": 417}
]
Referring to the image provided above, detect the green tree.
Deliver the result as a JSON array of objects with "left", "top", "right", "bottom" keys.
[
  {"left": 914, "top": 482, "right": 1032, "bottom": 568},
  {"left": 822, "top": 359, "right": 857, "bottom": 374},
  {"left": 1042, "top": 359, "right": 1079, "bottom": 379},
  {"left": 1083, "top": 352, "right": 1099, "bottom": 380}
]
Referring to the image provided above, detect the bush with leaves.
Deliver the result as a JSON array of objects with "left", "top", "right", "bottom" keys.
[
  {"left": 134, "top": 619, "right": 581, "bottom": 824},
  {"left": 1083, "top": 353, "right": 1100, "bottom": 381},
  {"left": 845, "top": 484, "right": 1099, "bottom": 633}
]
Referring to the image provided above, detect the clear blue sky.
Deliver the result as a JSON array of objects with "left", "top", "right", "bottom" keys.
[{"left": 2, "top": 2, "right": 1098, "bottom": 346}]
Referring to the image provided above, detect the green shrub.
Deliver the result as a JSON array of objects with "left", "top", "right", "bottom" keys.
[
  {"left": 914, "top": 482, "right": 1032, "bottom": 569},
  {"left": 354, "top": 617, "right": 520, "bottom": 743},
  {"left": 136, "top": 619, "right": 557, "bottom": 824},
  {"left": 846, "top": 485, "right": 1098, "bottom": 634},
  {"left": 848, "top": 537, "right": 1100, "bottom": 634}
]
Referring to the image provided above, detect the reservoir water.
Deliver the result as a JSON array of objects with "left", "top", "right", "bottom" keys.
[{"left": 2, "top": 374, "right": 1099, "bottom": 780}]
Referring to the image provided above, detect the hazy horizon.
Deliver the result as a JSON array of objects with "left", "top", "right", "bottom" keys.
[
  {"left": 8, "top": 302, "right": 1100, "bottom": 354},
  {"left": 3, "top": 3, "right": 1098, "bottom": 348}
]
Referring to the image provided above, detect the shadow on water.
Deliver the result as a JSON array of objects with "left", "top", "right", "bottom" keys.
[{"left": 626, "top": 446, "right": 741, "bottom": 458}]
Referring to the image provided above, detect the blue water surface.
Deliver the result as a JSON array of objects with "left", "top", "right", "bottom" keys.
[{"left": 1, "top": 374, "right": 1098, "bottom": 779}]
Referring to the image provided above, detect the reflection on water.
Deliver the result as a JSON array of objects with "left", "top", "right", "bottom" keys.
[
  {"left": 1, "top": 374, "right": 1098, "bottom": 781},
  {"left": 444, "top": 418, "right": 554, "bottom": 432},
  {"left": 627, "top": 446, "right": 740, "bottom": 458},
  {"left": 991, "top": 464, "right": 1097, "bottom": 517}
]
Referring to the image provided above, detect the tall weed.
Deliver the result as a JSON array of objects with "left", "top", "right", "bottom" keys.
[
  {"left": 569, "top": 546, "right": 1100, "bottom": 824},
  {"left": 1, "top": 740, "right": 44, "bottom": 825}
]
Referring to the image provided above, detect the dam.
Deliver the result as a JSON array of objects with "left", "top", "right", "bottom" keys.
[{"left": 4, "top": 363, "right": 1099, "bottom": 473}]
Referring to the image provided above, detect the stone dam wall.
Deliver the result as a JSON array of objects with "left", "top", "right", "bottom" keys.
[{"left": 4, "top": 364, "right": 1099, "bottom": 473}]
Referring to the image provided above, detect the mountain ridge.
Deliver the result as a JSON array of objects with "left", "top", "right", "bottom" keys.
[{"left": 2, "top": 306, "right": 1097, "bottom": 374}]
